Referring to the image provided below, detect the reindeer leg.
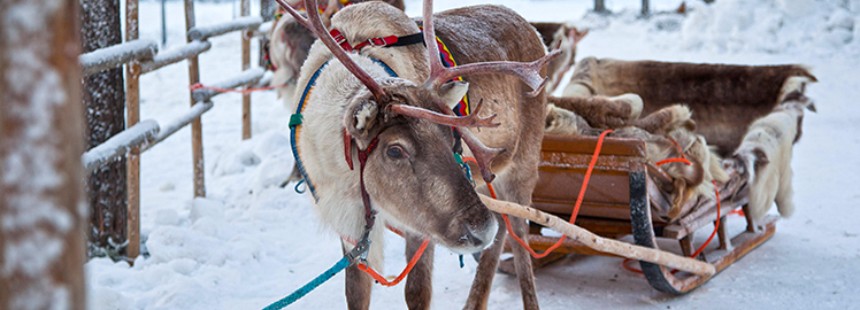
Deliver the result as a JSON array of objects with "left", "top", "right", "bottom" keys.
[
  {"left": 506, "top": 216, "right": 540, "bottom": 309},
  {"left": 464, "top": 214, "right": 507, "bottom": 310},
  {"left": 342, "top": 240, "right": 372, "bottom": 310},
  {"left": 405, "top": 234, "right": 435, "bottom": 310},
  {"left": 492, "top": 169, "right": 541, "bottom": 309}
]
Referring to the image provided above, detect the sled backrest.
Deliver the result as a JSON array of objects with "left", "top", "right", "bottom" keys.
[{"left": 532, "top": 134, "right": 647, "bottom": 221}]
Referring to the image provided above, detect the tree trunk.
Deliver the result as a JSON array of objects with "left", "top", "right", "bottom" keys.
[
  {"left": 0, "top": 0, "right": 87, "bottom": 309},
  {"left": 80, "top": 0, "right": 129, "bottom": 259},
  {"left": 259, "top": 0, "right": 276, "bottom": 68}
]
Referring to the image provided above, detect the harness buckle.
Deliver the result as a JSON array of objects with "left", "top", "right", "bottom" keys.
[{"left": 368, "top": 37, "right": 386, "bottom": 47}]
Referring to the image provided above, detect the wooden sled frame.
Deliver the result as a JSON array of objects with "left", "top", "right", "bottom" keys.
[{"left": 518, "top": 134, "right": 777, "bottom": 294}]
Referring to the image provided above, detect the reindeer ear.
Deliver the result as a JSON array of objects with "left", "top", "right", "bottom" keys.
[
  {"left": 569, "top": 27, "right": 589, "bottom": 44},
  {"left": 439, "top": 81, "right": 469, "bottom": 111},
  {"left": 343, "top": 98, "right": 381, "bottom": 142}
]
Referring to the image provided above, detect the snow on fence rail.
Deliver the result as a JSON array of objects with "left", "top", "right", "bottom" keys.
[
  {"left": 192, "top": 67, "right": 266, "bottom": 102},
  {"left": 188, "top": 16, "right": 264, "bottom": 41},
  {"left": 82, "top": 19, "right": 270, "bottom": 172},
  {"left": 143, "top": 101, "right": 216, "bottom": 152},
  {"left": 140, "top": 40, "right": 212, "bottom": 74},
  {"left": 82, "top": 120, "right": 160, "bottom": 173},
  {"left": 79, "top": 39, "right": 159, "bottom": 76}
]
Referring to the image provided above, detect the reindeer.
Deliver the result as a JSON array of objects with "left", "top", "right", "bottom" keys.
[
  {"left": 529, "top": 23, "right": 588, "bottom": 94},
  {"left": 276, "top": 0, "right": 557, "bottom": 308}
]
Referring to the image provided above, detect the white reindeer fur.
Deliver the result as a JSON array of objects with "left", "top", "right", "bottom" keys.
[
  {"left": 269, "top": 15, "right": 296, "bottom": 102},
  {"left": 735, "top": 105, "right": 802, "bottom": 220},
  {"left": 289, "top": 7, "right": 433, "bottom": 269}
]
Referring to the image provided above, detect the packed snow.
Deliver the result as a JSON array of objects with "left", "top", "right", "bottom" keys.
[{"left": 85, "top": 0, "right": 860, "bottom": 309}]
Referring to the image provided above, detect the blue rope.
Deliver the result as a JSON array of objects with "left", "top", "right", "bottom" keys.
[{"left": 262, "top": 256, "right": 350, "bottom": 310}]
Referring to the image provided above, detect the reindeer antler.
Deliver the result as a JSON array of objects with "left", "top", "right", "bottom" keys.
[
  {"left": 420, "top": 0, "right": 560, "bottom": 182},
  {"left": 274, "top": 0, "right": 389, "bottom": 102},
  {"left": 421, "top": 0, "right": 561, "bottom": 94},
  {"left": 387, "top": 99, "right": 499, "bottom": 128}
]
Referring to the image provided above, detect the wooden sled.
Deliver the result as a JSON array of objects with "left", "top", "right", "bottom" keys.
[
  {"left": 524, "top": 135, "right": 777, "bottom": 294},
  {"left": 500, "top": 59, "right": 813, "bottom": 294}
]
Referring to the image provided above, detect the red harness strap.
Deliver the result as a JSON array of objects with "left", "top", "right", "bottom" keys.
[{"left": 330, "top": 29, "right": 425, "bottom": 52}]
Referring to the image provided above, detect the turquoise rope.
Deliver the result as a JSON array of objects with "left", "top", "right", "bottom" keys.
[{"left": 262, "top": 256, "right": 350, "bottom": 310}]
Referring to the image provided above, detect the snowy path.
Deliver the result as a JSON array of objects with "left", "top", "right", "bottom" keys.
[{"left": 86, "top": 1, "right": 860, "bottom": 309}]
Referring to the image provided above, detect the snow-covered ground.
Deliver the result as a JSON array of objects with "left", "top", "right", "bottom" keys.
[{"left": 86, "top": 0, "right": 860, "bottom": 309}]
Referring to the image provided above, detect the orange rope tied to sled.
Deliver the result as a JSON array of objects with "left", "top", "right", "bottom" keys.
[
  {"left": 467, "top": 129, "right": 613, "bottom": 259},
  {"left": 655, "top": 137, "right": 693, "bottom": 166},
  {"left": 356, "top": 238, "right": 430, "bottom": 287}
]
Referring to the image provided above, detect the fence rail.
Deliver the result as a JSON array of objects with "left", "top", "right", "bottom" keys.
[
  {"left": 80, "top": 39, "right": 158, "bottom": 76},
  {"left": 141, "top": 40, "right": 212, "bottom": 74},
  {"left": 188, "top": 16, "right": 263, "bottom": 41}
]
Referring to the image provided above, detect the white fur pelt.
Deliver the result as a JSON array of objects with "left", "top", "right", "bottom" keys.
[{"left": 734, "top": 93, "right": 813, "bottom": 220}]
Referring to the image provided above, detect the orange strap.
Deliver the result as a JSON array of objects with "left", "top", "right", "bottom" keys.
[
  {"left": 468, "top": 129, "right": 613, "bottom": 259},
  {"left": 655, "top": 137, "right": 692, "bottom": 166},
  {"left": 356, "top": 238, "right": 430, "bottom": 287}
]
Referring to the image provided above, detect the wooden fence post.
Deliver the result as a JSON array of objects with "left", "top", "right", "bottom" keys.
[
  {"left": 241, "top": 0, "right": 252, "bottom": 140},
  {"left": 185, "top": 0, "right": 207, "bottom": 198},
  {"left": 81, "top": 0, "right": 129, "bottom": 259},
  {"left": 125, "top": 0, "right": 142, "bottom": 260},
  {"left": 641, "top": 0, "right": 650, "bottom": 16},
  {"left": 0, "top": 0, "right": 87, "bottom": 308},
  {"left": 594, "top": 0, "right": 606, "bottom": 13}
]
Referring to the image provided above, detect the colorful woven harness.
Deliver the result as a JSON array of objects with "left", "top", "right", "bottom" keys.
[{"left": 290, "top": 58, "right": 398, "bottom": 202}]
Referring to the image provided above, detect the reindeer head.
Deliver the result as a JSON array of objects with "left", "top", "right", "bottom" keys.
[{"left": 277, "top": 0, "right": 557, "bottom": 253}]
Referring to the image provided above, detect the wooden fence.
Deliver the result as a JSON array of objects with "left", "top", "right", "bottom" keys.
[{"left": 79, "top": 0, "right": 274, "bottom": 259}]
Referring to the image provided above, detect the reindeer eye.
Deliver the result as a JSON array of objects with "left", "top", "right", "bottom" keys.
[{"left": 386, "top": 145, "right": 406, "bottom": 159}]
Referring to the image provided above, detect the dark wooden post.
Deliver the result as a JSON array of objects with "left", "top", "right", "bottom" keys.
[
  {"left": 0, "top": 0, "right": 87, "bottom": 308},
  {"left": 641, "top": 0, "right": 650, "bottom": 16},
  {"left": 80, "top": 0, "right": 129, "bottom": 259}
]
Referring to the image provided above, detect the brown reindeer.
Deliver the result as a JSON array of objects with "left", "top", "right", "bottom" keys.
[
  {"left": 562, "top": 57, "right": 817, "bottom": 157},
  {"left": 276, "top": 0, "right": 556, "bottom": 309}
]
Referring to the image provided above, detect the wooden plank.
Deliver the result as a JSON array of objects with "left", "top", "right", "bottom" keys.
[{"left": 125, "top": 0, "right": 142, "bottom": 261}]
